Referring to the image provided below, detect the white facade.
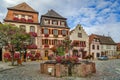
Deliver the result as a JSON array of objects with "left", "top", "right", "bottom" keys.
[
  {"left": 70, "top": 24, "right": 89, "bottom": 58},
  {"left": 90, "top": 38, "right": 101, "bottom": 59}
]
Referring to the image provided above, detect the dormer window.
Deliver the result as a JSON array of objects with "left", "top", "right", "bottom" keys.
[
  {"left": 44, "top": 19, "right": 50, "bottom": 25},
  {"left": 61, "top": 21, "right": 65, "bottom": 26},
  {"left": 28, "top": 15, "right": 33, "bottom": 19},
  {"left": 52, "top": 20, "right": 58, "bottom": 25},
  {"left": 21, "top": 15, "right": 25, "bottom": 18},
  {"left": 14, "top": 14, "right": 18, "bottom": 18}
]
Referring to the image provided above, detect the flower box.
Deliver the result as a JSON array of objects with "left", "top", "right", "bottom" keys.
[
  {"left": 27, "top": 19, "right": 33, "bottom": 22},
  {"left": 20, "top": 18, "right": 26, "bottom": 22},
  {"left": 27, "top": 44, "right": 37, "bottom": 49},
  {"left": 13, "top": 17, "right": 19, "bottom": 21},
  {"left": 44, "top": 34, "right": 49, "bottom": 37},
  {"left": 29, "top": 32, "right": 37, "bottom": 37},
  {"left": 44, "top": 44, "right": 49, "bottom": 48}
]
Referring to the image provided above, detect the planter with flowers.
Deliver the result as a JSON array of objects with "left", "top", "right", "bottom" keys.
[
  {"left": 3, "top": 52, "right": 11, "bottom": 62},
  {"left": 29, "top": 32, "right": 37, "bottom": 37},
  {"left": 35, "top": 52, "right": 41, "bottom": 60},
  {"left": 27, "top": 44, "right": 37, "bottom": 49},
  {"left": 26, "top": 53, "right": 35, "bottom": 61}
]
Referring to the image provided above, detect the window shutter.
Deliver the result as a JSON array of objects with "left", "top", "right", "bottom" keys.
[
  {"left": 67, "top": 30, "right": 68, "bottom": 35},
  {"left": 42, "top": 39, "right": 44, "bottom": 45},
  {"left": 58, "top": 30, "right": 61, "bottom": 35},
  {"left": 41, "top": 28, "right": 44, "bottom": 34}
]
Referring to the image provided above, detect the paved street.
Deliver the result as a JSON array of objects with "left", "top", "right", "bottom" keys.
[{"left": 0, "top": 59, "right": 120, "bottom": 80}]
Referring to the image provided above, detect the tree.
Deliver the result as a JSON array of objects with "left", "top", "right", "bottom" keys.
[
  {"left": 63, "top": 36, "right": 72, "bottom": 55},
  {"left": 0, "top": 24, "right": 30, "bottom": 65}
]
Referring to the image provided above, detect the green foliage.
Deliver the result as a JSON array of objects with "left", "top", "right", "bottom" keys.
[
  {"left": 0, "top": 24, "right": 30, "bottom": 50},
  {"left": 57, "top": 46, "right": 65, "bottom": 56}
]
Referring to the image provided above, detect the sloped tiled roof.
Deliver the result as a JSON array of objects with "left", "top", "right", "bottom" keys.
[
  {"left": 93, "top": 34, "right": 116, "bottom": 45},
  {"left": 42, "top": 9, "right": 66, "bottom": 19},
  {"left": 8, "top": 2, "right": 38, "bottom": 13}
]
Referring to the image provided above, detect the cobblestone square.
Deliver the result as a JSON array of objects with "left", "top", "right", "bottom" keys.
[{"left": 0, "top": 59, "right": 120, "bottom": 80}]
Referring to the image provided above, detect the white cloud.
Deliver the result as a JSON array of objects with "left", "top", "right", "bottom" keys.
[{"left": 0, "top": 0, "right": 120, "bottom": 42}]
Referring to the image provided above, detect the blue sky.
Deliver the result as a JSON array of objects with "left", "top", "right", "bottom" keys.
[{"left": 0, "top": 0, "right": 120, "bottom": 42}]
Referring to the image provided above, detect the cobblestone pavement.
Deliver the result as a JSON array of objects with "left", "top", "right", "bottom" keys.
[{"left": 0, "top": 59, "right": 120, "bottom": 80}]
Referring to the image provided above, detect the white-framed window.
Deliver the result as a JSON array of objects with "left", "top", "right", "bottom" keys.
[
  {"left": 62, "top": 30, "right": 66, "bottom": 35},
  {"left": 30, "top": 37, "right": 35, "bottom": 44},
  {"left": 44, "top": 28, "right": 49, "bottom": 34},
  {"left": 52, "top": 20, "right": 58, "bottom": 25},
  {"left": 78, "top": 33, "right": 82, "bottom": 38},
  {"left": 53, "top": 29, "right": 58, "bottom": 35},
  {"left": 61, "top": 21, "right": 65, "bottom": 26},
  {"left": 19, "top": 25, "right": 26, "bottom": 31},
  {"left": 14, "top": 14, "right": 18, "bottom": 18},
  {"left": 30, "top": 26, "right": 35, "bottom": 32},
  {"left": 21, "top": 15, "right": 25, "bottom": 18},
  {"left": 44, "top": 19, "right": 50, "bottom": 24},
  {"left": 28, "top": 15, "right": 33, "bottom": 19}
]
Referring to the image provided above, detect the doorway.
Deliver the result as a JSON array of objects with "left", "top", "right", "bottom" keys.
[{"left": 0, "top": 48, "right": 2, "bottom": 61}]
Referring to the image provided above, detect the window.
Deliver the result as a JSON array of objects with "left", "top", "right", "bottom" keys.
[
  {"left": 62, "top": 30, "right": 66, "bottom": 35},
  {"left": 30, "top": 37, "right": 35, "bottom": 44},
  {"left": 78, "top": 33, "right": 82, "bottom": 38},
  {"left": 44, "top": 28, "right": 49, "bottom": 34},
  {"left": 61, "top": 21, "right": 65, "bottom": 26},
  {"left": 28, "top": 15, "right": 33, "bottom": 19},
  {"left": 44, "top": 19, "right": 50, "bottom": 24},
  {"left": 21, "top": 15, "right": 25, "bottom": 18},
  {"left": 19, "top": 25, "right": 26, "bottom": 32},
  {"left": 14, "top": 14, "right": 18, "bottom": 18},
  {"left": 53, "top": 29, "right": 58, "bottom": 35},
  {"left": 79, "top": 27, "right": 81, "bottom": 30},
  {"left": 52, "top": 20, "right": 58, "bottom": 25},
  {"left": 92, "top": 45, "right": 95, "bottom": 49},
  {"left": 97, "top": 45, "right": 99, "bottom": 50},
  {"left": 30, "top": 26, "right": 35, "bottom": 32},
  {"left": 54, "top": 39, "right": 57, "bottom": 45},
  {"left": 45, "top": 39, "right": 48, "bottom": 44}
]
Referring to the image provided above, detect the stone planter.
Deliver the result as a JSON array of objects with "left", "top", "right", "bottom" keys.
[{"left": 40, "top": 61, "right": 96, "bottom": 77}]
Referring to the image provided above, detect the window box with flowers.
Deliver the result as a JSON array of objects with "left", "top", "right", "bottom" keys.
[
  {"left": 27, "top": 19, "right": 33, "bottom": 23},
  {"left": 27, "top": 44, "right": 37, "bottom": 49},
  {"left": 13, "top": 17, "right": 19, "bottom": 21},
  {"left": 20, "top": 18, "right": 26, "bottom": 22},
  {"left": 44, "top": 44, "right": 49, "bottom": 48},
  {"left": 29, "top": 32, "right": 37, "bottom": 37},
  {"left": 44, "top": 34, "right": 49, "bottom": 37},
  {"left": 54, "top": 35, "right": 58, "bottom": 38}
]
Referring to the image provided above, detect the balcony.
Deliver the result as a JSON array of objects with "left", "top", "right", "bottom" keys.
[
  {"left": 29, "top": 32, "right": 37, "bottom": 37},
  {"left": 27, "top": 44, "right": 37, "bottom": 49},
  {"left": 44, "top": 34, "right": 49, "bottom": 37}
]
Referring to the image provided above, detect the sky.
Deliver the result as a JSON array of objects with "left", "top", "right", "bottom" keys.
[{"left": 0, "top": 0, "right": 120, "bottom": 42}]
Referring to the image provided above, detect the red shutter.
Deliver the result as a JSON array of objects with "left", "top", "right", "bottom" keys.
[
  {"left": 67, "top": 30, "right": 68, "bottom": 35},
  {"left": 42, "top": 39, "right": 44, "bottom": 45},
  {"left": 49, "top": 40, "right": 51, "bottom": 45},
  {"left": 52, "top": 29, "right": 53, "bottom": 34},
  {"left": 41, "top": 28, "right": 44, "bottom": 34},
  {"left": 58, "top": 30, "right": 61, "bottom": 35}
]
